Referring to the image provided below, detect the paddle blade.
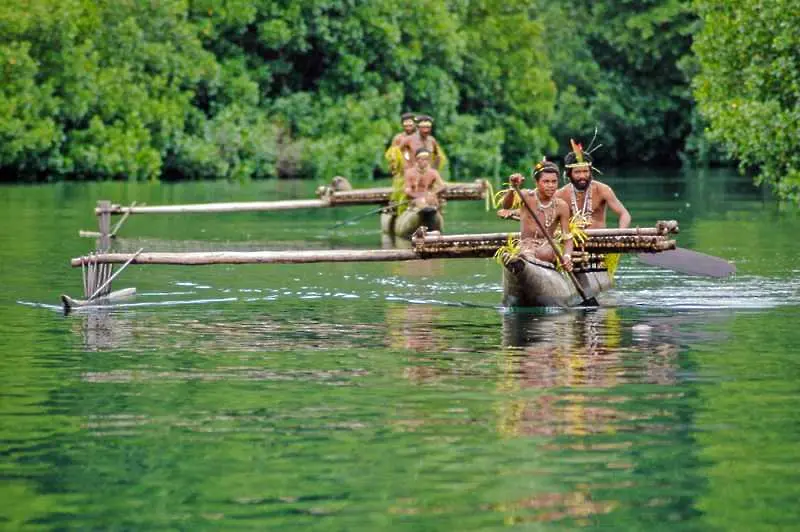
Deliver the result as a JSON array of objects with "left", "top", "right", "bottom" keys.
[{"left": 637, "top": 248, "right": 735, "bottom": 278}]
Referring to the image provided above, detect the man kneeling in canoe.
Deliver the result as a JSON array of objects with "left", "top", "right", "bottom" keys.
[
  {"left": 500, "top": 161, "right": 574, "bottom": 272},
  {"left": 404, "top": 147, "right": 445, "bottom": 210}
]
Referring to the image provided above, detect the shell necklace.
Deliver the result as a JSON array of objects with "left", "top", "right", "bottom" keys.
[
  {"left": 570, "top": 182, "right": 593, "bottom": 217},
  {"left": 532, "top": 188, "right": 556, "bottom": 229}
]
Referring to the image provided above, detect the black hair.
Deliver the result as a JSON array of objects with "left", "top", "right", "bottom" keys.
[
  {"left": 415, "top": 115, "right": 434, "bottom": 124},
  {"left": 533, "top": 161, "right": 560, "bottom": 181},
  {"left": 401, "top": 112, "right": 415, "bottom": 121},
  {"left": 415, "top": 147, "right": 432, "bottom": 156}
]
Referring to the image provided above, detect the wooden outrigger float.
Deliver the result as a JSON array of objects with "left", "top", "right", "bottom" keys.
[
  {"left": 66, "top": 222, "right": 689, "bottom": 310},
  {"left": 61, "top": 248, "right": 143, "bottom": 314},
  {"left": 61, "top": 287, "right": 137, "bottom": 312},
  {"left": 380, "top": 204, "right": 444, "bottom": 239},
  {"left": 79, "top": 178, "right": 489, "bottom": 240}
]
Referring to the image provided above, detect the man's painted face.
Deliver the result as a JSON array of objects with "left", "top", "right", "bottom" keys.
[
  {"left": 570, "top": 166, "right": 592, "bottom": 191},
  {"left": 402, "top": 119, "right": 415, "bottom": 133},
  {"left": 417, "top": 121, "right": 432, "bottom": 135},
  {"left": 417, "top": 153, "right": 431, "bottom": 169},
  {"left": 536, "top": 172, "right": 559, "bottom": 198}
]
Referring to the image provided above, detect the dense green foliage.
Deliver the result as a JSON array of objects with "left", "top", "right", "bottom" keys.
[
  {"left": 693, "top": 0, "right": 800, "bottom": 201},
  {"left": 0, "top": 0, "right": 554, "bottom": 182},
  {"left": 0, "top": 0, "right": 794, "bottom": 193},
  {"left": 537, "top": 0, "right": 698, "bottom": 166}
]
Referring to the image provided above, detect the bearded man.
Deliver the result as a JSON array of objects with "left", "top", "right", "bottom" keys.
[{"left": 555, "top": 139, "right": 630, "bottom": 229}]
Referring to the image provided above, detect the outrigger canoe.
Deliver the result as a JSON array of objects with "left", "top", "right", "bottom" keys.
[
  {"left": 501, "top": 253, "right": 612, "bottom": 308},
  {"left": 378, "top": 179, "right": 488, "bottom": 239},
  {"left": 66, "top": 222, "right": 691, "bottom": 311},
  {"left": 380, "top": 204, "right": 444, "bottom": 239}
]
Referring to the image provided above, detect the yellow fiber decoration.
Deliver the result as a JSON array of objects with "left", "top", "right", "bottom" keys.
[
  {"left": 605, "top": 253, "right": 620, "bottom": 278},
  {"left": 384, "top": 145, "right": 405, "bottom": 176},
  {"left": 484, "top": 181, "right": 523, "bottom": 211},
  {"left": 389, "top": 173, "right": 408, "bottom": 215},
  {"left": 434, "top": 144, "right": 448, "bottom": 172},
  {"left": 493, "top": 235, "right": 521, "bottom": 266},
  {"left": 568, "top": 213, "right": 591, "bottom": 246},
  {"left": 385, "top": 145, "right": 408, "bottom": 215}
]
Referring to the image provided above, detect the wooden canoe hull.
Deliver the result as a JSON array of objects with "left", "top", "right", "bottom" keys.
[
  {"left": 61, "top": 287, "right": 137, "bottom": 313},
  {"left": 502, "top": 257, "right": 611, "bottom": 308},
  {"left": 380, "top": 206, "right": 443, "bottom": 239}
]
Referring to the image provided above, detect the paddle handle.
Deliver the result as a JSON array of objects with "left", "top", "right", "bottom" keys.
[
  {"left": 87, "top": 248, "right": 143, "bottom": 300},
  {"left": 510, "top": 184, "right": 591, "bottom": 301},
  {"left": 328, "top": 200, "right": 410, "bottom": 231}
]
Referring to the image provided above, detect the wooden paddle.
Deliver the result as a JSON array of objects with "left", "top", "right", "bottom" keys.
[
  {"left": 636, "top": 248, "right": 736, "bottom": 277},
  {"left": 511, "top": 184, "right": 599, "bottom": 307}
]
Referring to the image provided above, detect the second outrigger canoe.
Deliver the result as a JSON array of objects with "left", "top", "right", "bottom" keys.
[
  {"left": 501, "top": 254, "right": 612, "bottom": 308},
  {"left": 380, "top": 204, "right": 444, "bottom": 239},
  {"left": 379, "top": 179, "right": 488, "bottom": 239}
]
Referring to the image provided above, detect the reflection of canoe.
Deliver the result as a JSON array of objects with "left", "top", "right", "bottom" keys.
[
  {"left": 61, "top": 287, "right": 137, "bottom": 313},
  {"left": 502, "top": 255, "right": 611, "bottom": 308},
  {"left": 380, "top": 205, "right": 443, "bottom": 239}
]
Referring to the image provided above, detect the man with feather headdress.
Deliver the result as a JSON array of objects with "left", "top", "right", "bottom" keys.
[{"left": 555, "top": 138, "right": 631, "bottom": 230}]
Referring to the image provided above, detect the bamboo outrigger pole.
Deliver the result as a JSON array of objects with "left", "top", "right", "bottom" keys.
[
  {"left": 69, "top": 247, "right": 613, "bottom": 268},
  {"left": 71, "top": 249, "right": 421, "bottom": 267},
  {"left": 93, "top": 180, "right": 489, "bottom": 216}
]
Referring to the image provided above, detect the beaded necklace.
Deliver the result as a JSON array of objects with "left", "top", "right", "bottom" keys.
[
  {"left": 570, "top": 182, "right": 593, "bottom": 217},
  {"left": 532, "top": 188, "right": 556, "bottom": 230}
]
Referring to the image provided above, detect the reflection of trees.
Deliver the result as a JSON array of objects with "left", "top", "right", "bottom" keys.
[{"left": 492, "top": 309, "right": 701, "bottom": 526}]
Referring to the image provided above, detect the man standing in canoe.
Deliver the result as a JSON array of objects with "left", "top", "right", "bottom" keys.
[
  {"left": 386, "top": 112, "right": 417, "bottom": 206},
  {"left": 392, "top": 112, "right": 417, "bottom": 147},
  {"left": 404, "top": 147, "right": 446, "bottom": 210},
  {"left": 385, "top": 112, "right": 416, "bottom": 175},
  {"left": 555, "top": 139, "right": 631, "bottom": 229},
  {"left": 500, "top": 161, "right": 574, "bottom": 271},
  {"left": 401, "top": 115, "right": 446, "bottom": 171}
]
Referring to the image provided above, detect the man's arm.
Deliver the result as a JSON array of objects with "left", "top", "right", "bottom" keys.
[
  {"left": 399, "top": 136, "right": 413, "bottom": 162},
  {"left": 501, "top": 173, "right": 525, "bottom": 208},
  {"left": 603, "top": 185, "right": 631, "bottom": 228},
  {"left": 430, "top": 170, "right": 446, "bottom": 195}
]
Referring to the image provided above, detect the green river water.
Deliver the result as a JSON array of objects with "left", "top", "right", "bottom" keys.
[{"left": 1, "top": 169, "right": 799, "bottom": 530}]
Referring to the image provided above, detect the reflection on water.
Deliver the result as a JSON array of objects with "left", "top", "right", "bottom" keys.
[
  {"left": 55, "top": 304, "right": 720, "bottom": 528},
  {"left": 483, "top": 309, "right": 703, "bottom": 525}
]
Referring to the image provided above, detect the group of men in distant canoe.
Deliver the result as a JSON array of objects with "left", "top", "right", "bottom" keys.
[
  {"left": 385, "top": 112, "right": 631, "bottom": 272},
  {"left": 385, "top": 113, "right": 447, "bottom": 212}
]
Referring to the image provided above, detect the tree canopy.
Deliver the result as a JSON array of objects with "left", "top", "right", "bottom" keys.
[
  {"left": 693, "top": 0, "right": 800, "bottom": 201},
  {"left": 0, "top": 0, "right": 796, "bottom": 199}
]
